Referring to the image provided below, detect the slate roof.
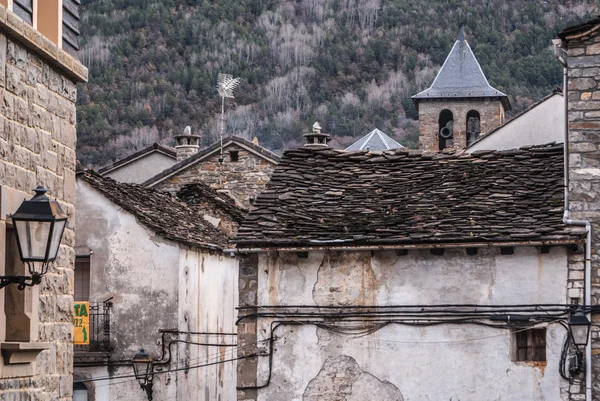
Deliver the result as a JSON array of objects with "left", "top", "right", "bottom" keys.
[
  {"left": 412, "top": 29, "right": 510, "bottom": 110},
  {"left": 235, "top": 144, "right": 583, "bottom": 249},
  {"left": 558, "top": 17, "right": 600, "bottom": 41},
  {"left": 143, "top": 136, "right": 281, "bottom": 188},
  {"left": 345, "top": 129, "right": 405, "bottom": 151},
  {"left": 177, "top": 183, "right": 247, "bottom": 223},
  {"left": 98, "top": 143, "right": 176, "bottom": 175},
  {"left": 79, "top": 171, "right": 230, "bottom": 250}
]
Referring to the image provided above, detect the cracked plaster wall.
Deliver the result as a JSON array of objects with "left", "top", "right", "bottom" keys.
[{"left": 253, "top": 246, "right": 570, "bottom": 401}]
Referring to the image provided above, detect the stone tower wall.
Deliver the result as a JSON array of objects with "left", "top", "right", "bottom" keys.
[
  {"left": 0, "top": 5, "right": 87, "bottom": 401},
  {"left": 564, "top": 29, "right": 600, "bottom": 401},
  {"left": 417, "top": 98, "right": 505, "bottom": 152}
]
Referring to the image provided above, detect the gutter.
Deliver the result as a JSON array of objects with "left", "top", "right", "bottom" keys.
[
  {"left": 226, "top": 239, "right": 582, "bottom": 254},
  {"left": 554, "top": 39, "right": 592, "bottom": 400}
]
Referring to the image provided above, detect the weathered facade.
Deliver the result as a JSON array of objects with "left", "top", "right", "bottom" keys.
[
  {"left": 74, "top": 172, "right": 239, "bottom": 401},
  {"left": 466, "top": 91, "right": 565, "bottom": 153},
  {"left": 234, "top": 143, "right": 585, "bottom": 401},
  {"left": 559, "top": 18, "right": 600, "bottom": 401},
  {"left": 0, "top": 2, "right": 86, "bottom": 400},
  {"left": 143, "top": 136, "right": 280, "bottom": 209},
  {"left": 413, "top": 29, "right": 510, "bottom": 152}
]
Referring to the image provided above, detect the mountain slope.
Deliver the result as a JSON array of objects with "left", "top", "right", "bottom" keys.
[{"left": 77, "top": 0, "right": 598, "bottom": 166}]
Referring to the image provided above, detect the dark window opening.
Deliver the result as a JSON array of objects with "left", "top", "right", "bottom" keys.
[
  {"left": 500, "top": 247, "right": 514, "bottom": 255},
  {"left": 539, "top": 246, "right": 550, "bottom": 254},
  {"left": 430, "top": 248, "right": 444, "bottom": 256},
  {"left": 296, "top": 251, "right": 309, "bottom": 259},
  {"left": 466, "top": 110, "right": 481, "bottom": 146},
  {"left": 74, "top": 257, "right": 90, "bottom": 302},
  {"left": 513, "top": 328, "right": 546, "bottom": 362},
  {"left": 466, "top": 247, "right": 478, "bottom": 256},
  {"left": 438, "top": 109, "right": 454, "bottom": 150},
  {"left": 395, "top": 249, "right": 408, "bottom": 256},
  {"left": 229, "top": 150, "right": 239, "bottom": 162}
]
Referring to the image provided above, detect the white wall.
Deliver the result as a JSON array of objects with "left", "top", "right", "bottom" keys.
[
  {"left": 104, "top": 151, "right": 176, "bottom": 184},
  {"left": 177, "top": 249, "right": 239, "bottom": 401},
  {"left": 253, "top": 246, "right": 570, "bottom": 401},
  {"left": 467, "top": 94, "right": 564, "bottom": 152}
]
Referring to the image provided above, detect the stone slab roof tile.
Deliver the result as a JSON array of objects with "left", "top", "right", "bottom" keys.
[
  {"left": 80, "top": 170, "right": 230, "bottom": 250},
  {"left": 235, "top": 143, "right": 582, "bottom": 248},
  {"left": 177, "top": 182, "right": 247, "bottom": 223}
]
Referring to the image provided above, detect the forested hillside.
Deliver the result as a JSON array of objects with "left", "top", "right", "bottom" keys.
[{"left": 77, "top": 0, "right": 598, "bottom": 166}]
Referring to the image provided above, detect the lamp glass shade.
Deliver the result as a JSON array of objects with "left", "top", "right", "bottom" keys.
[
  {"left": 132, "top": 349, "right": 153, "bottom": 385},
  {"left": 14, "top": 219, "right": 52, "bottom": 261},
  {"left": 569, "top": 311, "right": 591, "bottom": 347}
]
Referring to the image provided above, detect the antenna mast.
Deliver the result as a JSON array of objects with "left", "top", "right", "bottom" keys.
[{"left": 216, "top": 73, "right": 240, "bottom": 158}]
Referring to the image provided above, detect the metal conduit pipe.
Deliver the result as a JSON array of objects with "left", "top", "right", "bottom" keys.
[{"left": 554, "top": 41, "right": 593, "bottom": 400}]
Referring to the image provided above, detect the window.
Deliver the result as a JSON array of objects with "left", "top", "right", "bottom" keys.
[
  {"left": 229, "top": 150, "right": 239, "bottom": 162},
  {"left": 73, "top": 382, "right": 89, "bottom": 401},
  {"left": 62, "top": 0, "right": 81, "bottom": 56},
  {"left": 13, "top": 0, "right": 33, "bottom": 25},
  {"left": 74, "top": 257, "right": 90, "bottom": 302},
  {"left": 438, "top": 109, "right": 454, "bottom": 150},
  {"left": 513, "top": 328, "right": 546, "bottom": 362}
]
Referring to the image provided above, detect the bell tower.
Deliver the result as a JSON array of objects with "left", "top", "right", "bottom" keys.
[{"left": 412, "top": 28, "right": 511, "bottom": 152}]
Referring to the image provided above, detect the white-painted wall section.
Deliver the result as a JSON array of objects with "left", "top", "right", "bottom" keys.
[
  {"left": 103, "top": 151, "right": 177, "bottom": 184},
  {"left": 75, "top": 178, "right": 239, "bottom": 401},
  {"left": 252, "top": 246, "right": 570, "bottom": 401},
  {"left": 467, "top": 94, "right": 564, "bottom": 152}
]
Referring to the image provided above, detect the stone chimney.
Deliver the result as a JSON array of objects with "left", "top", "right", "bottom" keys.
[
  {"left": 175, "top": 126, "right": 201, "bottom": 161},
  {"left": 304, "top": 122, "right": 330, "bottom": 148}
]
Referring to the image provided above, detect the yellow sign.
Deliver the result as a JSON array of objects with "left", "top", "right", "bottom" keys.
[{"left": 74, "top": 302, "right": 90, "bottom": 345}]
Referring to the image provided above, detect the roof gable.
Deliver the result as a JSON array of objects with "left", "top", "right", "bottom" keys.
[
  {"left": 346, "top": 129, "right": 405, "bottom": 151},
  {"left": 235, "top": 144, "right": 582, "bottom": 249},
  {"left": 79, "top": 171, "right": 230, "bottom": 250},
  {"left": 143, "top": 136, "right": 280, "bottom": 188},
  {"left": 98, "top": 143, "right": 176, "bottom": 175},
  {"left": 413, "top": 30, "right": 509, "bottom": 109}
]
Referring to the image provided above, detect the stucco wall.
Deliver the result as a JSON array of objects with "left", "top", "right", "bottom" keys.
[
  {"left": 103, "top": 151, "right": 176, "bottom": 184},
  {"left": 74, "top": 179, "right": 180, "bottom": 401},
  {"left": 246, "top": 246, "right": 570, "bottom": 401},
  {"left": 467, "top": 94, "right": 565, "bottom": 152},
  {"left": 177, "top": 249, "right": 239, "bottom": 401}
]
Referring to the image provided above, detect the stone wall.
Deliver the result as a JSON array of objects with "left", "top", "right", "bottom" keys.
[
  {"left": 417, "top": 98, "right": 505, "bottom": 152},
  {"left": 237, "top": 253, "right": 259, "bottom": 401},
  {"left": 0, "top": 8, "right": 87, "bottom": 401},
  {"left": 565, "top": 30, "right": 600, "bottom": 401},
  {"left": 153, "top": 142, "right": 277, "bottom": 208}
]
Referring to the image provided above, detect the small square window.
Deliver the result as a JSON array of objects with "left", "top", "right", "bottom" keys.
[
  {"left": 229, "top": 151, "right": 239, "bottom": 162},
  {"left": 513, "top": 328, "right": 546, "bottom": 362}
]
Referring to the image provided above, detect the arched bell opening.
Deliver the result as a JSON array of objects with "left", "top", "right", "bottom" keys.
[
  {"left": 466, "top": 110, "right": 481, "bottom": 146},
  {"left": 438, "top": 109, "right": 454, "bottom": 150}
]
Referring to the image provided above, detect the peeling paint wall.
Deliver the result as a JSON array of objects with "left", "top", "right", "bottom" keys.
[
  {"left": 176, "top": 249, "right": 239, "bottom": 401},
  {"left": 248, "top": 246, "right": 570, "bottom": 401},
  {"left": 75, "top": 178, "right": 239, "bottom": 401}
]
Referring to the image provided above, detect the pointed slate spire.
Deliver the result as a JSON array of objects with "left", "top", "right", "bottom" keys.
[
  {"left": 412, "top": 28, "right": 510, "bottom": 110},
  {"left": 345, "top": 128, "right": 405, "bottom": 151}
]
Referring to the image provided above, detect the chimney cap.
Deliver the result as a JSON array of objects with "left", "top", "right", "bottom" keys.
[{"left": 303, "top": 121, "right": 330, "bottom": 148}]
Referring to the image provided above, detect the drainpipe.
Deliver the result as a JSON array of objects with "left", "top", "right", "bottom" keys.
[{"left": 554, "top": 38, "right": 592, "bottom": 400}]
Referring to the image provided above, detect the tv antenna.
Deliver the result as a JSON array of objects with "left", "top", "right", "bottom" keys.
[{"left": 217, "top": 73, "right": 240, "bottom": 159}]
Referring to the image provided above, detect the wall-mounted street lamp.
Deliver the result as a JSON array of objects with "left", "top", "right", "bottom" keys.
[
  {"left": 568, "top": 308, "right": 591, "bottom": 377},
  {"left": 132, "top": 349, "right": 154, "bottom": 401},
  {"left": 0, "top": 186, "right": 68, "bottom": 290}
]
